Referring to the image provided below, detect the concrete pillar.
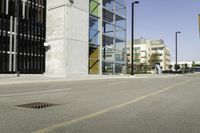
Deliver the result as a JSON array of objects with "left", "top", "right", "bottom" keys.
[{"left": 46, "top": 0, "right": 89, "bottom": 77}]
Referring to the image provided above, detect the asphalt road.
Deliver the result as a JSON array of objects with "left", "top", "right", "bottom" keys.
[{"left": 0, "top": 74, "right": 200, "bottom": 133}]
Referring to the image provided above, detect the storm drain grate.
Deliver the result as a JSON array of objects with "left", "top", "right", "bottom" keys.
[{"left": 16, "top": 102, "right": 59, "bottom": 109}]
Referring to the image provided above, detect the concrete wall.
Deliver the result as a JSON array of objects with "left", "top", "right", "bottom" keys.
[{"left": 46, "top": 0, "right": 89, "bottom": 77}]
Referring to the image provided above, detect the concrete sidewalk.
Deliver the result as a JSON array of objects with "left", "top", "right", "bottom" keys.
[
  {"left": 0, "top": 74, "right": 130, "bottom": 86},
  {"left": 0, "top": 74, "right": 180, "bottom": 86}
]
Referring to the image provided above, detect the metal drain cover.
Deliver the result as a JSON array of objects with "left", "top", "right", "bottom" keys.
[{"left": 16, "top": 102, "right": 59, "bottom": 109}]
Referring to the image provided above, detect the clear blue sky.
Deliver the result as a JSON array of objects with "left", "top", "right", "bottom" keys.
[{"left": 126, "top": 0, "right": 200, "bottom": 61}]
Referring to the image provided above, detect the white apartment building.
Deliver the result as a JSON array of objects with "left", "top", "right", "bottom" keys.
[
  {"left": 127, "top": 38, "right": 151, "bottom": 65},
  {"left": 150, "top": 40, "right": 171, "bottom": 71},
  {"left": 127, "top": 38, "right": 171, "bottom": 71}
]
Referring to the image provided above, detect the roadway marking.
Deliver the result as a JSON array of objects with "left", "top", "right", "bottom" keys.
[
  {"left": 108, "top": 81, "right": 129, "bottom": 85},
  {"left": 0, "top": 88, "right": 71, "bottom": 97},
  {"left": 32, "top": 77, "right": 200, "bottom": 133}
]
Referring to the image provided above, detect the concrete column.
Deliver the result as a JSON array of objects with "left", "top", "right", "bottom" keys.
[{"left": 46, "top": 0, "right": 89, "bottom": 77}]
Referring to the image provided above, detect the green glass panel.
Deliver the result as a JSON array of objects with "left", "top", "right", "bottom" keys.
[
  {"left": 89, "top": 45, "right": 100, "bottom": 74},
  {"left": 90, "top": 0, "right": 99, "bottom": 17}
]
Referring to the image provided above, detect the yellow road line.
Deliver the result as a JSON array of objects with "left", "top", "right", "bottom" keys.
[{"left": 33, "top": 77, "right": 200, "bottom": 133}]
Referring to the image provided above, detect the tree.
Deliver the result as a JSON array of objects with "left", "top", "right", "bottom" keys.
[
  {"left": 174, "top": 64, "right": 180, "bottom": 70},
  {"left": 134, "top": 49, "right": 140, "bottom": 65},
  {"left": 149, "top": 53, "right": 160, "bottom": 69},
  {"left": 169, "top": 65, "right": 173, "bottom": 70},
  {"left": 192, "top": 61, "right": 196, "bottom": 68}
]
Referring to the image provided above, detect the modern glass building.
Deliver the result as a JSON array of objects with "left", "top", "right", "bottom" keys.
[
  {"left": 89, "top": 0, "right": 127, "bottom": 75},
  {"left": 0, "top": 0, "right": 126, "bottom": 76},
  {"left": 0, "top": 0, "right": 46, "bottom": 74}
]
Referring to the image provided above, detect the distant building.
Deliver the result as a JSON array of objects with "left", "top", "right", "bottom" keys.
[
  {"left": 127, "top": 38, "right": 171, "bottom": 71},
  {"left": 127, "top": 38, "right": 150, "bottom": 65},
  {"left": 150, "top": 40, "right": 171, "bottom": 71}
]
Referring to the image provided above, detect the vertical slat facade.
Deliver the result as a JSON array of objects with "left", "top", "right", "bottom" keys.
[{"left": 0, "top": 0, "right": 46, "bottom": 74}]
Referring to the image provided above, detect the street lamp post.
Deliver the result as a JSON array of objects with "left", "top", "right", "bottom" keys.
[
  {"left": 131, "top": 1, "right": 139, "bottom": 75},
  {"left": 175, "top": 31, "right": 181, "bottom": 72}
]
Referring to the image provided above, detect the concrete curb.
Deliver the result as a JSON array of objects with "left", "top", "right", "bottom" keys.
[
  {"left": 0, "top": 74, "right": 183, "bottom": 86},
  {"left": 0, "top": 76, "right": 134, "bottom": 86}
]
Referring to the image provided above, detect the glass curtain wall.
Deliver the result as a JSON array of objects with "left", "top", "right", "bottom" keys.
[
  {"left": 102, "top": 0, "right": 126, "bottom": 74},
  {"left": 89, "top": 0, "right": 100, "bottom": 74},
  {"left": 0, "top": 0, "right": 46, "bottom": 74}
]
